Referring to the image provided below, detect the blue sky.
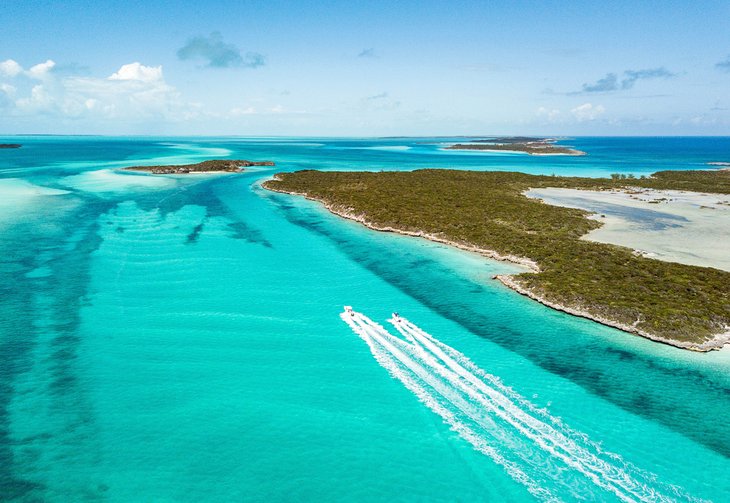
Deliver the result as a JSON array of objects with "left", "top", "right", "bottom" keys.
[{"left": 1, "top": 0, "right": 729, "bottom": 135}]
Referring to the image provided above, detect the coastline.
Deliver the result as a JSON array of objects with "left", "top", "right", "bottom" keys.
[
  {"left": 444, "top": 146, "right": 586, "bottom": 156},
  {"left": 122, "top": 159, "right": 275, "bottom": 175},
  {"left": 264, "top": 179, "right": 539, "bottom": 271},
  {"left": 443, "top": 138, "right": 586, "bottom": 156},
  {"left": 122, "top": 168, "right": 238, "bottom": 175},
  {"left": 495, "top": 275, "right": 729, "bottom": 352},
  {"left": 264, "top": 178, "right": 728, "bottom": 352}
]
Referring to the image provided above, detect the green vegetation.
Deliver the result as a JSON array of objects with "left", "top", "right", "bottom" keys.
[
  {"left": 446, "top": 138, "right": 585, "bottom": 156},
  {"left": 265, "top": 169, "right": 730, "bottom": 349},
  {"left": 123, "top": 159, "right": 274, "bottom": 174}
]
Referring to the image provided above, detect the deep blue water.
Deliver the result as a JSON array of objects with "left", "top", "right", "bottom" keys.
[{"left": 0, "top": 136, "right": 729, "bottom": 502}]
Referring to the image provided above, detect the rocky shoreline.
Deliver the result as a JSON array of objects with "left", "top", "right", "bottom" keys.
[
  {"left": 263, "top": 177, "right": 727, "bottom": 352},
  {"left": 494, "top": 275, "right": 729, "bottom": 352},
  {"left": 124, "top": 159, "right": 274, "bottom": 174}
]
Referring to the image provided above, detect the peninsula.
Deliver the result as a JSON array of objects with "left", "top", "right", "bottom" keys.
[
  {"left": 0, "top": 144, "right": 22, "bottom": 149},
  {"left": 123, "top": 159, "right": 274, "bottom": 174},
  {"left": 264, "top": 169, "right": 730, "bottom": 351},
  {"left": 446, "top": 137, "right": 585, "bottom": 156}
]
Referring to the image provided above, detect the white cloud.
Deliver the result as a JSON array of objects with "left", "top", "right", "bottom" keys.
[
  {"left": 229, "top": 106, "right": 257, "bottom": 116},
  {"left": 108, "top": 62, "right": 163, "bottom": 82},
  {"left": 1, "top": 59, "right": 195, "bottom": 122},
  {"left": 536, "top": 106, "right": 561, "bottom": 121},
  {"left": 27, "top": 59, "right": 56, "bottom": 79},
  {"left": 571, "top": 103, "right": 605, "bottom": 121},
  {"left": 0, "top": 83, "right": 16, "bottom": 109},
  {"left": 1, "top": 83, "right": 16, "bottom": 96},
  {"left": 16, "top": 84, "right": 55, "bottom": 112},
  {"left": 0, "top": 59, "right": 23, "bottom": 77},
  {"left": 227, "top": 104, "right": 308, "bottom": 117}
]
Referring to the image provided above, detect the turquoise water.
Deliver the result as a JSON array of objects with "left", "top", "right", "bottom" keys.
[{"left": 1, "top": 136, "right": 729, "bottom": 502}]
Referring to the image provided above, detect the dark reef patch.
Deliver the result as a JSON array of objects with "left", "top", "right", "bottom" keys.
[
  {"left": 228, "top": 222, "right": 273, "bottom": 248},
  {"left": 186, "top": 222, "right": 205, "bottom": 244}
]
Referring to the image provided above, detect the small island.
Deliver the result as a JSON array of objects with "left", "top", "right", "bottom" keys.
[
  {"left": 123, "top": 159, "right": 274, "bottom": 175},
  {"left": 264, "top": 168, "right": 730, "bottom": 351},
  {"left": 446, "top": 137, "right": 585, "bottom": 156},
  {"left": 0, "top": 144, "right": 22, "bottom": 149}
]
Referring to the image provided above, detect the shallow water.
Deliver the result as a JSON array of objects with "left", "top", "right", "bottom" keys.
[
  {"left": 526, "top": 187, "right": 730, "bottom": 271},
  {"left": 1, "top": 136, "right": 729, "bottom": 501}
]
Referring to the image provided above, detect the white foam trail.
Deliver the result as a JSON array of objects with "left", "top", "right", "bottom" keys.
[
  {"left": 342, "top": 311, "right": 557, "bottom": 501},
  {"left": 392, "top": 318, "right": 644, "bottom": 501},
  {"left": 341, "top": 309, "right": 701, "bottom": 503}
]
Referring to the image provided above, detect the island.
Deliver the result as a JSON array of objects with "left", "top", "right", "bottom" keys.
[
  {"left": 446, "top": 137, "right": 585, "bottom": 156},
  {"left": 0, "top": 144, "right": 22, "bottom": 149},
  {"left": 123, "top": 159, "right": 274, "bottom": 174},
  {"left": 264, "top": 169, "right": 730, "bottom": 351}
]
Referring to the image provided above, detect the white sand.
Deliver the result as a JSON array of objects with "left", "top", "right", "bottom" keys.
[
  {"left": 525, "top": 187, "right": 730, "bottom": 272},
  {"left": 61, "top": 169, "right": 177, "bottom": 193},
  {"left": 0, "top": 178, "right": 70, "bottom": 200},
  {"left": 0, "top": 178, "right": 72, "bottom": 228}
]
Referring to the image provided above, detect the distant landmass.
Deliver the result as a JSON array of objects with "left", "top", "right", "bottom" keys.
[
  {"left": 474, "top": 136, "right": 543, "bottom": 144},
  {"left": 0, "top": 144, "right": 22, "bottom": 149},
  {"left": 446, "top": 137, "right": 585, "bottom": 156},
  {"left": 123, "top": 159, "right": 274, "bottom": 174}
]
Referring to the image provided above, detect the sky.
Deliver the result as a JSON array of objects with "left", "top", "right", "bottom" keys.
[{"left": 1, "top": 0, "right": 729, "bottom": 136}]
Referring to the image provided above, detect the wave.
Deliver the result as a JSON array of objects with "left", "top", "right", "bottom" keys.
[{"left": 341, "top": 309, "right": 701, "bottom": 503}]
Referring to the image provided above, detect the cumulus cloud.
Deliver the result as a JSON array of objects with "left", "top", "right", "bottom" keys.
[
  {"left": 0, "top": 83, "right": 16, "bottom": 95},
  {"left": 15, "top": 84, "right": 54, "bottom": 113},
  {"left": 0, "top": 59, "right": 23, "bottom": 77},
  {"left": 579, "top": 67, "right": 676, "bottom": 93},
  {"left": 358, "top": 48, "right": 377, "bottom": 58},
  {"left": 109, "top": 62, "right": 163, "bottom": 82},
  {"left": 716, "top": 56, "right": 730, "bottom": 72},
  {"left": 536, "top": 106, "right": 561, "bottom": 121},
  {"left": 0, "top": 83, "right": 16, "bottom": 109},
  {"left": 571, "top": 103, "right": 605, "bottom": 121},
  {"left": 1, "top": 58, "right": 65, "bottom": 81},
  {"left": 0, "top": 59, "right": 195, "bottom": 121},
  {"left": 177, "top": 32, "right": 264, "bottom": 68},
  {"left": 27, "top": 59, "right": 56, "bottom": 79}
]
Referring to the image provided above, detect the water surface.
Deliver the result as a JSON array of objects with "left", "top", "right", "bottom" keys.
[{"left": 1, "top": 136, "right": 729, "bottom": 502}]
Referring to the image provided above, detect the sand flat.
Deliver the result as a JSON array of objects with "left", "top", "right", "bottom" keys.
[
  {"left": 525, "top": 187, "right": 730, "bottom": 272},
  {"left": 61, "top": 169, "right": 177, "bottom": 193}
]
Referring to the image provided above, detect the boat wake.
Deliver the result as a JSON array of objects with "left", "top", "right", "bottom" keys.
[{"left": 341, "top": 307, "right": 700, "bottom": 503}]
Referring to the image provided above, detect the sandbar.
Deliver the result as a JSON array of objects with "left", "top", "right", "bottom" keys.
[{"left": 526, "top": 187, "right": 730, "bottom": 272}]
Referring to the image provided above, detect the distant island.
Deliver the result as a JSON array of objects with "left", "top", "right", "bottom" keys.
[
  {"left": 264, "top": 168, "right": 730, "bottom": 351},
  {"left": 0, "top": 144, "right": 22, "bottom": 149},
  {"left": 446, "top": 137, "right": 586, "bottom": 156},
  {"left": 122, "top": 159, "right": 275, "bottom": 174}
]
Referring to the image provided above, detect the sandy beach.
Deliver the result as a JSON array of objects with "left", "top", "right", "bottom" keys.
[{"left": 526, "top": 187, "right": 730, "bottom": 272}]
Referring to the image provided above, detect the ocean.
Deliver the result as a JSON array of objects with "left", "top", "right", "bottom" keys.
[{"left": 1, "top": 136, "right": 729, "bottom": 502}]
